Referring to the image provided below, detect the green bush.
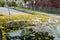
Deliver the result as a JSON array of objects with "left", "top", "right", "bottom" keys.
[
  {"left": 0, "top": 1, "right": 5, "bottom": 7},
  {"left": 7, "top": 1, "right": 17, "bottom": 7}
]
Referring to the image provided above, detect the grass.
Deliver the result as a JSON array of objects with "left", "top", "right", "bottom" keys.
[
  {"left": 27, "top": 7, "right": 60, "bottom": 14},
  {"left": 0, "top": 14, "right": 60, "bottom": 26},
  {"left": 0, "top": 14, "right": 60, "bottom": 40},
  {"left": 14, "top": 6, "right": 49, "bottom": 17},
  {"left": 16, "top": 6, "right": 60, "bottom": 15},
  {"left": 0, "top": 14, "right": 60, "bottom": 33}
]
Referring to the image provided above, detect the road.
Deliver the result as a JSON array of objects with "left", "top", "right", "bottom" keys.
[
  {"left": 0, "top": 7, "right": 60, "bottom": 19},
  {"left": 0, "top": 7, "right": 27, "bottom": 15}
]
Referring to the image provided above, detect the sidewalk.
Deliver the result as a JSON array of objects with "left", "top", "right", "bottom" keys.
[{"left": 15, "top": 7, "right": 60, "bottom": 19}]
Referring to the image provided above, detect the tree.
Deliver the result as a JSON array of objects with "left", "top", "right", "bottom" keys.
[
  {"left": 51, "top": 0, "right": 60, "bottom": 8},
  {"left": 23, "top": 0, "right": 31, "bottom": 3},
  {"left": 0, "top": 0, "right": 5, "bottom": 7}
]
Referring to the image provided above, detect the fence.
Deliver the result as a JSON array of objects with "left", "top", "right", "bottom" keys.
[{"left": 21, "top": 5, "right": 60, "bottom": 14}]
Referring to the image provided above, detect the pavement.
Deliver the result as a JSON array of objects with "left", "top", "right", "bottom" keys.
[
  {"left": 0, "top": 7, "right": 60, "bottom": 19},
  {"left": 0, "top": 7, "right": 28, "bottom": 15},
  {"left": 15, "top": 7, "right": 60, "bottom": 19}
]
